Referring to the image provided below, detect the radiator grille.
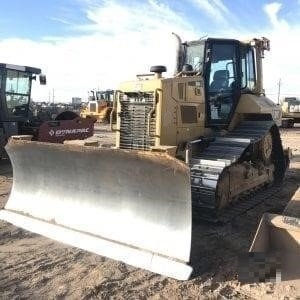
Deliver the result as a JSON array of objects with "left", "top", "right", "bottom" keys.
[
  {"left": 89, "top": 102, "right": 96, "bottom": 112},
  {"left": 119, "top": 92, "right": 156, "bottom": 150}
]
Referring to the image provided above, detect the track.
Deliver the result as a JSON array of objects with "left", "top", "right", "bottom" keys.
[
  {"left": 190, "top": 120, "right": 286, "bottom": 221},
  {"left": 193, "top": 185, "right": 281, "bottom": 223}
]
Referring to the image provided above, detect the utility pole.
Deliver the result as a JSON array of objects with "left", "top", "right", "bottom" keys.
[
  {"left": 52, "top": 88, "right": 55, "bottom": 104},
  {"left": 277, "top": 78, "right": 281, "bottom": 105}
]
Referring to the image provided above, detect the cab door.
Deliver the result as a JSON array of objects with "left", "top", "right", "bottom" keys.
[
  {"left": 3, "top": 68, "right": 31, "bottom": 122},
  {"left": 205, "top": 40, "right": 241, "bottom": 128}
]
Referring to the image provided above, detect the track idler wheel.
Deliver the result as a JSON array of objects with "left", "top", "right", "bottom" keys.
[{"left": 259, "top": 132, "right": 273, "bottom": 165}]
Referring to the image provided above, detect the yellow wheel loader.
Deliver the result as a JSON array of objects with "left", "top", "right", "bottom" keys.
[
  {"left": 80, "top": 89, "right": 114, "bottom": 123},
  {"left": 0, "top": 35, "right": 287, "bottom": 280}
]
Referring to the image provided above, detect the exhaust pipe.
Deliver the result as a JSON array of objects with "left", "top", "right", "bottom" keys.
[{"left": 172, "top": 32, "right": 183, "bottom": 75}]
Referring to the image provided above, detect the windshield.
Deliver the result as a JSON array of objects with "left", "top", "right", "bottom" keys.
[
  {"left": 185, "top": 41, "right": 205, "bottom": 73},
  {"left": 96, "top": 91, "right": 114, "bottom": 101},
  {"left": 284, "top": 97, "right": 300, "bottom": 105},
  {"left": 5, "top": 69, "right": 31, "bottom": 116}
]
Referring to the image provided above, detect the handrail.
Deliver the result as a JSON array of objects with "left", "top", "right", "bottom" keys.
[
  {"left": 147, "top": 88, "right": 161, "bottom": 137},
  {"left": 110, "top": 90, "right": 121, "bottom": 132}
]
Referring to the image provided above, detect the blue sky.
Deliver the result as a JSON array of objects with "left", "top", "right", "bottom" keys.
[
  {"left": 0, "top": 1, "right": 89, "bottom": 40},
  {"left": 1, "top": 0, "right": 299, "bottom": 38},
  {"left": 0, "top": 0, "right": 300, "bottom": 101}
]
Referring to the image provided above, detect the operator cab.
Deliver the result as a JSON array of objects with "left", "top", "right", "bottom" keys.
[
  {"left": 183, "top": 38, "right": 259, "bottom": 128},
  {"left": 0, "top": 64, "right": 46, "bottom": 122}
]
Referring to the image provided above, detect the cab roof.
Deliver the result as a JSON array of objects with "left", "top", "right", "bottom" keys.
[{"left": 0, "top": 63, "right": 41, "bottom": 75}]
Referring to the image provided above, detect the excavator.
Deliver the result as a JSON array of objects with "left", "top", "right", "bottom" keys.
[{"left": 0, "top": 35, "right": 287, "bottom": 280}]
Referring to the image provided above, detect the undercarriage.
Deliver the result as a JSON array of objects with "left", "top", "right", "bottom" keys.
[{"left": 190, "top": 120, "right": 286, "bottom": 219}]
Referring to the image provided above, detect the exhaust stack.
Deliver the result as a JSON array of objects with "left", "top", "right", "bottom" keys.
[{"left": 172, "top": 32, "right": 183, "bottom": 75}]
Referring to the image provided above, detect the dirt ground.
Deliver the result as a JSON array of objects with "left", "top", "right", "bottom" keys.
[{"left": 0, "top": 126, "right": 299, "bottom": 299}]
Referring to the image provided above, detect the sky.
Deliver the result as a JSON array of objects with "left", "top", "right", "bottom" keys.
[{"left": 0, "top": 0, "right": 300, "bottom": 102}]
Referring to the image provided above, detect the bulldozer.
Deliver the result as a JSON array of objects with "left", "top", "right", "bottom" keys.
[
  {"left": 0, "top": 63, "right": 94, "bottom": 158},
  {"left": 0, "top": 36, "right": 287, "bottom": 280}
]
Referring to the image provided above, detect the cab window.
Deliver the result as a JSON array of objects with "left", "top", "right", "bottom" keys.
[
  {"left": 207, "top": 42, "right": 238, "bottom": 125},
  {"left": 241, "top": 47, "right": 256, "bottom": 90},
  {"left": 5, "top": 69, "right": 31, "bottom": 116}
]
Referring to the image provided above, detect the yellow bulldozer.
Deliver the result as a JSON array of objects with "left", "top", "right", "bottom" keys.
[{"left": 0, "top": 35, "right": 288, "bottom": 280}]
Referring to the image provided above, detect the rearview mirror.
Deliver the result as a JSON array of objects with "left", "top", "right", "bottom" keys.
[{"left": 39, "top": 74, "right": 47, "bottom": 85}]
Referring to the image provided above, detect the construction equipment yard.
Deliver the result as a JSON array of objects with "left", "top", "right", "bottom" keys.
[{"left": 0, "top": 124, "right": 299, "bottom": 299}]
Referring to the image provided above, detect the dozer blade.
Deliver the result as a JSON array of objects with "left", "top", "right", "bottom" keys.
[
  {"left": 246, "top": 187, "right": 300, "bottom": 284},
  {"left": 0, "top": 139, "right": 192, "bottom": 280}
]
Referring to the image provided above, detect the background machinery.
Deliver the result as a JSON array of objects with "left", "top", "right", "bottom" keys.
[
  {"left": 0, "top": 63, "right": 94, "bottom": 158},
  {"left": 281, "top": 96, "right": 300, "bottom": 128},
  {"left": 80, "top": 89, "right": 114, "bottom": 123},
  {"left": 0, "top": 36, "right": 287, "bottom": 280}
]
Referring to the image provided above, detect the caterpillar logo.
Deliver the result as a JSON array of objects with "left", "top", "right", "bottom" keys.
[{"left": 48, "top": 128, "right": 90, "bottom": 136}]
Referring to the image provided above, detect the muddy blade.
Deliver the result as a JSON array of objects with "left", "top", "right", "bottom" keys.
[{"left": 0, "top": 139, "right": 192, "bottom": 280}]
